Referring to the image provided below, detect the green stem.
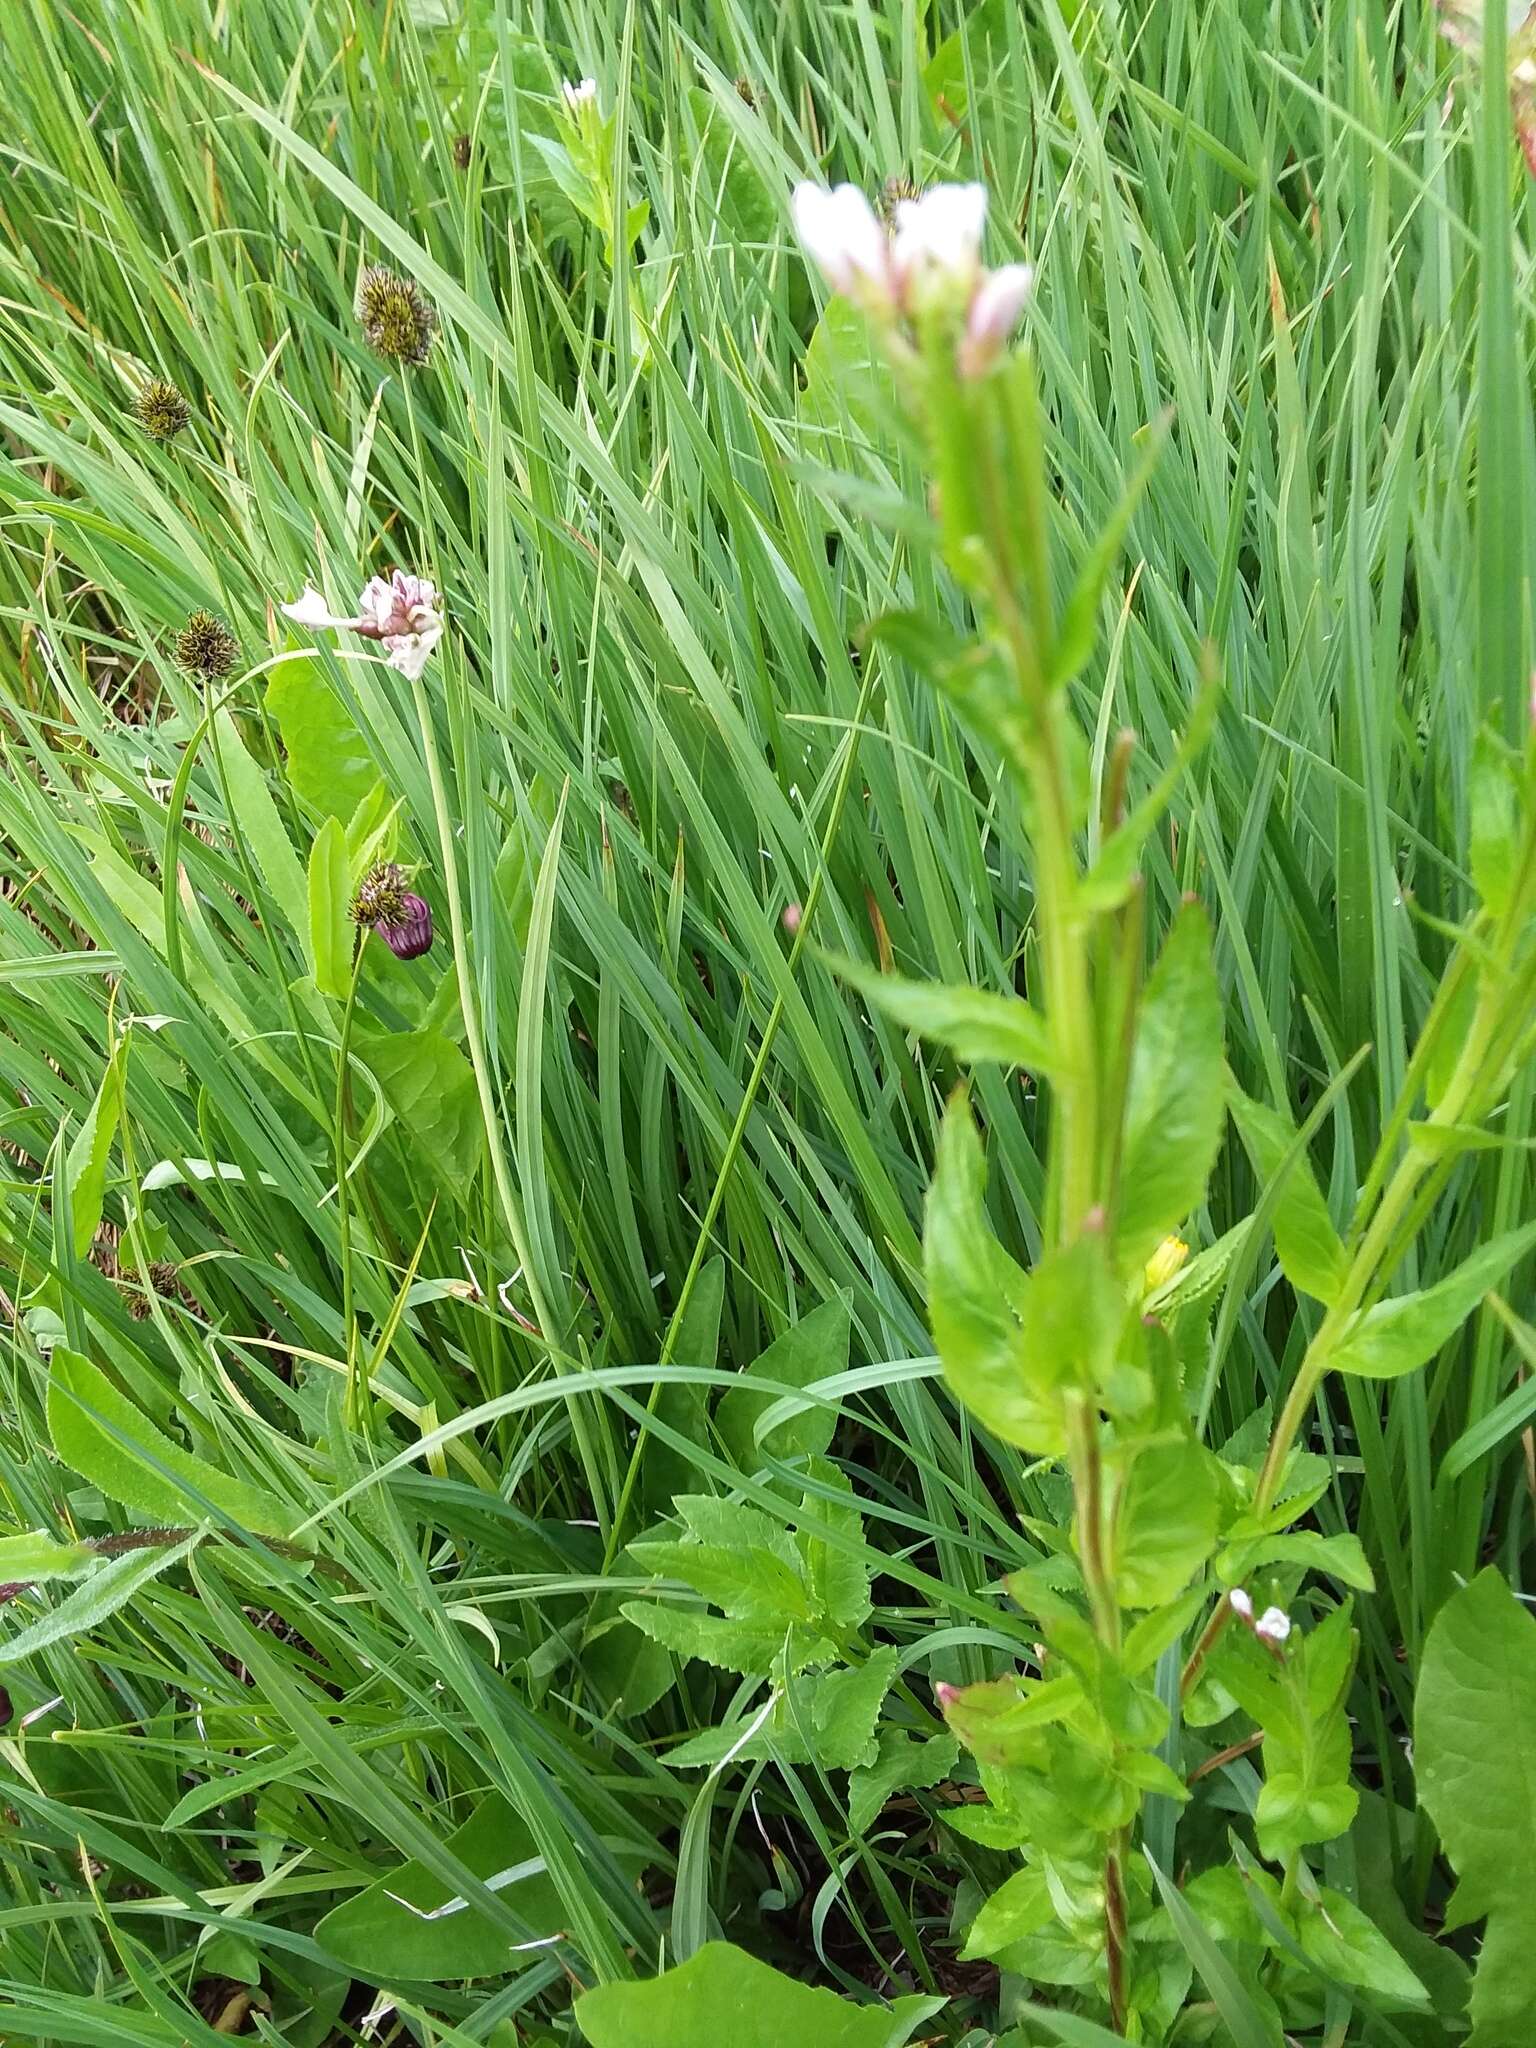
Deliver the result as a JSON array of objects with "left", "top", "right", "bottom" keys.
[{"left": 335, "top": 941, "right": 364, "bottom": 1427}]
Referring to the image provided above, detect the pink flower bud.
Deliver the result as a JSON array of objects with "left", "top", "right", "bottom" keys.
[
  {"left": 782, "top": 902, "right": 802, "bottom": 935},
  {"left": 959, "top": 263, "right": 1035, "bottom": 377}
]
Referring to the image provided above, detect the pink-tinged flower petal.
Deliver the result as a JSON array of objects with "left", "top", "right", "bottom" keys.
[
  {"left": 357, "top": 575, "right": 398, "bottom": 630},
  {"left": 959, "top": 261, "right": 1035, "bottom": 376},
  {"left": 1228, "top": 1587, "right": 1254, "bottom": 1620},
  {"left": 378, "top": 891, "right": 433, "bottom": 960},
  {"left": 384, "top": 622, "right": 443, "bottom": 681},
  {"left": 281, "top": 584, "right": 358, "bottom": 630},
  {"left": 891, "top": 181, "right": 988, "bottom": 295},
  {"left": 791, "top": 181, "right": 891, "bottom": 301},
  {"left": 1255, "top": 1605, "right": 1292, "bottom": 1644}
]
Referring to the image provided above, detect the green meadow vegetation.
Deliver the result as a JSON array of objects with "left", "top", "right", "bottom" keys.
[{"left": 2, "top": 0, "right": 1536, "bottom": 2042}]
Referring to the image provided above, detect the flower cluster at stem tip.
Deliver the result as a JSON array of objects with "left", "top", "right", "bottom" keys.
[
  {"left": 1229, "top": 1586, "right": 1293, "bottom": 1649},
  {"left": 791, "top": 178, "right": 1034, "bottom": 376},
  {"left": 282, "top": 570, "right": 445, "bottom": 683},
  {"left": 351, "top": 862, "right": 433, "bottom": 962}
]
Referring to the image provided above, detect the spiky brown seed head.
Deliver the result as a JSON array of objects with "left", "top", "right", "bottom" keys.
[
  {"left": 351, "top": 862, "right": 412, "bottom": 930},
  {"left": 174, "top": 610, "right": 239, "bottom": 681},
  {"left": 734, "top": 76, "right": 756, "bottom": 106},
  {"left": 132, "top": 378, "right": 190, "bottom": 441},
  {"left": 356, "top": 264, "right": 437, "bottom": 365},
  {"left": 452, "top": 131, "right": 474, "bottom": 170}
]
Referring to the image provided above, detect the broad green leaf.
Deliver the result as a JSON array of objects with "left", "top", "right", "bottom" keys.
[
  {"left": 0, "top": 1534, "right": 198, "bottom": 1668},
  {"left": 306, "top": 815, "right": 352, "bottom": 999},
  {"left": 926, "top": 1098, "right": 1121, "bottom": 1454},
  {"left": 961, "top": 1865, "right": 1053, "bottom": 1961},
  {"left": 716, "top": 1295, "right": 848, "bottom": 1470},
  {"left": 354, "top": 1028, "right": 484, "bottom": 1191},
  {"left": 0, "top": 1531, "right": 94, "bottom": 1581},
  {"left": 1118, "top": 904, "right": 1225, "bottom": 1265},
  {"left": 620, "top": 1600, "right": 789, "bottom": 1677},
  {"left": 834, "top": 956, "right": 1055, "bottom": 1070},
  {"left": 1417, "top": 1568, "right": 1536, "bottom": 2046},
  {"left": 848, "top": 1729, "right": 959, "bottom": 1834},
  {"left": 1330, "top": 1223, "right": 1536, "bottom": 1379},
  {"left": 1470, "top": 725, "right": 1520, "bottom": 916},
  {"left": 266, "top": 653, "right": 377, "bottom": 821},
  {"left": 576, "top": 1940, "right": 935, "bottom": 2048},
  {"left": 1253, "top": 1606, "right": 1358, "bottom": 1863},
  {"left": 628, "top": 1538, "right": 812, "bottom": 1623},
  {"left": 47, "top": 1349, "right": 289, "bottom": 1537},
  {"left": 315, "top": 1798, "right": 617, "bottom": 1981},
  {"left": 1110, "top": 1438, "right": 1221, "bottom": 1608},
  {"left": 1296, "top": 1887, "right": 1426, "bottom": 2005},
  {"left": 63, "top": 1047, "right": 123, "bottom": 1258},
  {"left": 213, "top": 709, "right": 309, "bottom": 942},
  {"left": 1217, "top": 1528, "right": 1375, "bottom": 1594},
  {"left": 806, "top": 1647, "right": 899, "bottom": 1769},
  {"left": 1229, "top": 1092, "right": 1347, "bottom": 1306}
]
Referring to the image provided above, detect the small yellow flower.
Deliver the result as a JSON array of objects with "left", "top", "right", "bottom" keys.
[{"left": 1143, "top": 1235, "right": 1189, "bottom": 1295}]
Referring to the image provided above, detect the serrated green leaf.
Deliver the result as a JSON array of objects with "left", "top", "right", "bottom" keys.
[
  {"left": 306, "top": 815, "right": 351, "bottom": 999},
  {"left": 1110, "top": 1438, "right": 1221, "bottom": 1608},
  {"left": 1417, "top": 1568, "right": 1536, "bottom": 2046},
  {"left": 807, "top": 1647, "right": 899, "bottom": 1769},
  {"left": 47, "top": 1348, "right": 290, "bottom": 1537},
  {"left": 620, "top": 1600, "right": 794, "bottom": 1676},
  {"left": 353, "top": 1028, "right": 484, "bottom": 1192},
  {"left": 629, "top": 1538, "right": 813, "bottom": 1623},
  {"left": 1118, "top": 904, "right": 1225, "bottom": 1265},
  {"left": 848, "top": 1729, "right": 959, "bottom": 1834},
  {"left": 1331, "top": 1223, "right": 1536, "bottom": 1379},
  {"left": 937, "top": 1671, "right": 1081, "bottom": 1766},
  {"left": 926, "top": 1098, "right": 1121, "bottom": 1454}
]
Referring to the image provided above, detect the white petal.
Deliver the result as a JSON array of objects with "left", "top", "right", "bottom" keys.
[
  {"left": 792, "top": 181, "right": 889, "bottom": 298},
  {"left": 1228, "top": 1587, "right": 1254, "bottom": 1620},
  {"left": 892, "top": 181, "right": 988, "bottom": 286},
  {"left": 281, "top": 584, "right": 356, "bottom": 630},
  {"left": 563, "top": 77, "right": 598, "bottom": 109},
  {"left": 358, "top": 576, "right": 397, "bottom": 629},
  {"left": 1255, "top": 1605, "right": 1292, "bottom": 1643}
]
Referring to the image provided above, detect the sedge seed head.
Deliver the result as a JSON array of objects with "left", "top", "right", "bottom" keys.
[
  {"left": 879, "top": 174, "right": 923, "bottom": 223},
  {"left": 351, "top": 862, "right": 411, "bottom": 930},
  {"left": 452, "top": 131, "right": 474, "bottom": 170},
  {"left": 173, "top": 610, "right": 239, "bottom": 681},
  {"left": 356, "top": 264, "right": 438, "bottom": 365},
  {"left": 132, "top": 378, "right": 190, "bottom": 441}
]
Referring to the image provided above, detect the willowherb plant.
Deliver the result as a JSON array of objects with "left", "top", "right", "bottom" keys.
[{"left": 795, "top": 175, "right": 1536, "bottom": 2036}]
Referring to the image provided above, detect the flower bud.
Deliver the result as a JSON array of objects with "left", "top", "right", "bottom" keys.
[
  {"left": 958, "top": 261, "right": 1035, "bottom": 377},
  {"left": 1143, "top": 1233, "right": 1190, "bottom": 1295},
  {"left": 352, "top": 863, "right": 434, "bottom": 961},
  {"left": 1228, "top": 1587, "right": 1254, "bottom": 1620},
  {"left": 1255, "top": 1605, "right": 1292, "bottom": 1645}
]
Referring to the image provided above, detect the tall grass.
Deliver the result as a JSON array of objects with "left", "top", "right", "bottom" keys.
[{"left": 0, "top": 0, "right": 1528, "bottom": 2039}]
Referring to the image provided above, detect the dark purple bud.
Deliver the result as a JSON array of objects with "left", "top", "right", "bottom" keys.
[{"left": 377, "top": 892, "right": 433, "bottom": 960}]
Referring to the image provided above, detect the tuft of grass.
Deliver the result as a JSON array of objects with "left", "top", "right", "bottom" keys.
[{"left": 0, "top": 0, "right": 1528, "bottom": 2039}]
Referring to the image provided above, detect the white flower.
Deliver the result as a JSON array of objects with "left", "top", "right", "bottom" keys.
[
  {"left": 959, "top": 261, "right": 1035, "bottom": 376},
  {"left": 1228, "top": 1587, "right": 1254, "bottom": 1620},
  {"left": 281, "top": 584, "right": 358, "bottom": 630},
  {"left": 1255, "top": 1605, "right": 1292, "bottom": 1645},
  {"left": 563, "top": 77, "right": 598, "bottom": 111},
  {"left": 791, "top": 182, "right": 893, "bottom": 304},
  {"left": 890, "top": 181, "right": 988, "bottom": 295},
  {"left": 282, "top": 569, "right": 445, "bottom": 681}
]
